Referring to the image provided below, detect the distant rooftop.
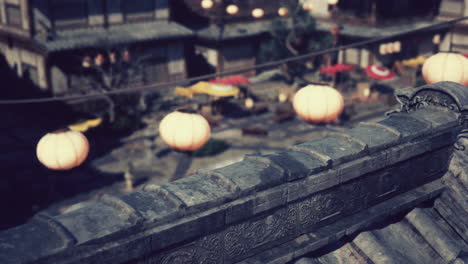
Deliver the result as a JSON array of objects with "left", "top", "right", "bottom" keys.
[
  {"left": 36, "top": 21, "right": 194, "bottom": 52},
  {"left": 196, "top": 18, "right": 450, "bottom": 41}
]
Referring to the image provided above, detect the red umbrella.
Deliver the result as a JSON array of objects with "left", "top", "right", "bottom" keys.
[
  {"left": 320, "top": 64, "right": 354, "bottom": 75},
  {"left": 334, "top": 63, "right": 353, "bottom": 72},
  {"left": 320, "top": 66, "right": 336, "bottom": 75},
  {"left": 210, "top": 75, "right": 250, "bottom": 85},
  {"left": 365, "top": 65, "right": 395, "bottom": 81}
]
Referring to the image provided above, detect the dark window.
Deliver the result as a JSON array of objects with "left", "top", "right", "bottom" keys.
[
  {"left": 22, "top": 63, "right": 39, "bottom": 85},
  {"left": 337, "top": 0, "right": 373, "bottom": 17},
  {"left": 52, "top": 0, "right": 88, "bottom": 28},
  {"left": 122, "top": 0, "right": 154, "bottom": 22},
  {"left": 6, "top": 4, "right": 22, "bottom": 27},
  {"left": 144, "top": 57, "right": 168, "bottom": 84}
]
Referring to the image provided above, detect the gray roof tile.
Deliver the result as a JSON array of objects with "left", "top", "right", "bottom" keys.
[{"left": 36, "top": 21, "right": 194, "bottom": 52}]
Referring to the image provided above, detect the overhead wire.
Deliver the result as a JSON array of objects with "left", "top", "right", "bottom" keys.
[{"left": 0, "top": 16, "right": 466, "bottom": 105}]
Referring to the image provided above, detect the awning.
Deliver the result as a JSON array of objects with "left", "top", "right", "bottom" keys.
[
  {"left": 401, "top": 56, "right": 427, "bottom": 68},
  {"left": 175, "top": 81, "right": 240, "bottom": 98},
  {"left": 68, "top": 118, "right": 102, "bottom": 132}
]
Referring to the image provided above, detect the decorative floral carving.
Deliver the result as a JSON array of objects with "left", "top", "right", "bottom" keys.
[
  {"left": 409, "top": 90, "right": 459, "bottom": 113},
  {"left": 340, "top": 180, "right": 369, "bottom": 212},
  {"left": 298, "top": 191, "right": 345, "bottom": 230},
  {"left": 224, "top": 223, "right": 249, "bottom": 258},
  {"left": 377, "top": 172, "right": 399, "bottom": 198},
  {"left": 224, "top": 207, "right": 296, "bottom": 259},
  {"left": 161, "top": 249, "right": 197, "bottom": 264},
  {"left": 197, "top": 235, "right": 223, "bottom": 264}
]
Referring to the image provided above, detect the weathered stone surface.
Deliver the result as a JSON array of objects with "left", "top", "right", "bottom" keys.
[
  {"left": 162, "top": 173, "right": 238, "bottom": 213},
  {"left": 0, "top": 220, "right": 70, "bottom": 264},
  {"left": 406, "top": 208, "right": 462, "bottom": 262},
  {"left": 409, "top": 108, "right": 459, "bottom": 131},
  {"left": 262, "top": 150, "right": 328, "bottom": 181},
  {"left": 346, "top": 122, "right": 401, "bottom": 154},
  {"left": 379, "top": 113, "right": 432, "bottom": 142},
  {"left": 1, "top": 82, "right": 467, "bottom": 264},
  {"left": 54, "top": 202, "right": 137, "bottom": 245},
  {"left": 213, "top": 160, "right": 285, "bottom": 196},
  {"left": 222, "top": 205, "right": 298, "bottom": 263},
  {"left": 120, "top": 190, "right": 183, "bottom": 224},
  {"left": 287, "top": 170, "right": 340, "bottom": 202},
  {"left": 225, "top": 197, "right": 254, "bottom": 225},
  {"left": 291, "top": 134, "right": 367, "bottom": 167},
  {"left": 253, "top": 185, "right": 288, "bottom": 215},
  {"left": 243, "top": 180, "right": 445, "bottom": 264}
]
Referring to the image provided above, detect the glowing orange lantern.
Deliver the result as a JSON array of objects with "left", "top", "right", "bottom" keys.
[
  {"left": 36, "top": 130, "right": 89, "bottom": 170},
  {"left": 245, "top": 97, "right": 254, "bottom": 109},
  {"left": 278, "top": 7, "right": 288, "bottom": 17},
  {"left": 293, "top": 85, "right": 344, "bottom": 123},
  {"left": 278, "top": 92, "right": 288, "bottom": 103},
  {"left": 252, "top": 8, "right": 264, "bottom": 18},
  {"left": 422, "top": 52, "right": 468, "bottom": 86},
  {"left": 328, "top": 0, "right": 339, "bottom": 5},
  {"left": 82, "top": 56, "right": 91, "bottom": 68},
  {"left": 226, "top": 4, "right": 239, "bottom": 15},
  {"left": 159, "top": 109, "right": 211, "bottom": 151},
  {"left": 201, "top": 0, "right": 213, "bottom": 9}
]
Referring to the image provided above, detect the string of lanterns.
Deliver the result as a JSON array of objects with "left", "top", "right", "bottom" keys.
[
  {"left": 200, "top": 0, "right": 344, "bottom": 19},
  {"left": 34, "top": 1, "right": 467, "bottom": 170},
  {"left": 36, "top": 82, "right": 346, "bottom": 170}
]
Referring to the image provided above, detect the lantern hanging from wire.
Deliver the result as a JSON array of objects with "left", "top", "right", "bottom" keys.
[
  {"left": 159, "top": 108, "right": 211, "bottom": 152},
  {"left": 328, "top": 0, "right": 339, "bottom": 5},
  {"left": 433, "top": 34, "right": 441, "bottom": 45},
  {"left": 422, "top": 52, "right": 468, "bottom": 86},
  {"left": 278, "top": 7, "right": 288, "bottom": 17},
  {"left": 201, "top": 0, "right": 213, "bottom": 9},
  {"left": 82, "top": 56, "right": 91, "bottom": 68},
  {"left": 293, "top": 85, "right": 344, "bottom": 123},
  {"left": 36, "top": 130, "right": 89, "bottom": 170},
  {"left": 252, "top": 8, "right": 264, "bottom": 18},
  {"left": 226, "top": 4, "right": 239, "bottom": 15}
]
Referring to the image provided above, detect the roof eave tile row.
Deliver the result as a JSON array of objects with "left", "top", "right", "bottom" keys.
[{"left": 0, "top": 82, "right": 467, "bottom": 264}]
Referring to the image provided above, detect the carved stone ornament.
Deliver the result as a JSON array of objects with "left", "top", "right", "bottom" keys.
[
  {"left": 386, "top": 82, "right": 468, "bottom": 152},
  {"left": 224, "top": 206, "right": 296, "bottom": 260},
  {"left": 386, "top": 88, "right": 460, "bottom": 116}
]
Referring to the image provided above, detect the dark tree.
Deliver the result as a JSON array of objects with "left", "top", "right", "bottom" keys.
[{"left": 257, "top": 2, "right": 333, "bottom": 82}]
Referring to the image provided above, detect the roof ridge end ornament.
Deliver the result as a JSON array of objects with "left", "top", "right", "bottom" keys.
[{"left": 386, "top": 81, "right": 468, "bottom": 117}]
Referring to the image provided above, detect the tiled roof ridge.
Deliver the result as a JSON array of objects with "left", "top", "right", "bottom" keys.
[{"left": 0, "top": 81, "right": 466, "bottom": 263}]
